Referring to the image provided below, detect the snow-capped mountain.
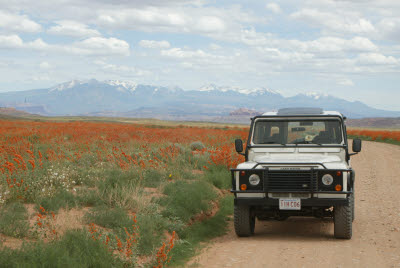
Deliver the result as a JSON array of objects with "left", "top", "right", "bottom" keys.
[
  {"left": 104, "top": 80, "right": 138, "bottom": 93},
  {"left": 50, "top": 80, "right": 83, "bottom": 91},
  {"left": 0, "top": 79, "right": 399, "bottom": 119},
  {"left": 199, "top": 84, "right": 279, "bottom": 96},
  {"left": 304, "top": 92, "right": 329, "bottom": 100}
]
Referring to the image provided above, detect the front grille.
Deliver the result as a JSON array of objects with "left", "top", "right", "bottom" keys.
[{"left": 264, "top": 169, "right": 318, "bottom": 192}]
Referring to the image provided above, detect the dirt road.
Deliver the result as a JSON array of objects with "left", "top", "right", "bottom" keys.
[{"left": 191, "top": 141, "right": 400, "bottom": 267}]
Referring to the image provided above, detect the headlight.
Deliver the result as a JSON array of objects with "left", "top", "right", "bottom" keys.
[
  {"left": 321, "top": 174, "right": 334, "bottom": 186},
  {"left": 249, "top": 174, "right": 260, "bottom": 186}
]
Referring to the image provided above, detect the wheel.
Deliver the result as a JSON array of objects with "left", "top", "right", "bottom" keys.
[
  {"left": 334, "top": 201, "right": 352, "bottom": 239},
  {"left": 350, "top": 193, "right": 355, "bottom": 222},
  {"left": 234, "top": 205, "right": 255, "bottom": 237}
]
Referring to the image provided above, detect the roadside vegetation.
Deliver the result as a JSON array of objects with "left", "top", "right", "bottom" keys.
[
  {"left": 0, "top": 119, "right": 247, "bottom": 267},
  {"left": 347, "top": 129, "right": 400, "bottom": 146}
]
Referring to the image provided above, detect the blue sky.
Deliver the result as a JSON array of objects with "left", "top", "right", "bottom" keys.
[{"left": 0, "top": 0, "right": 399, "bottom": 111}]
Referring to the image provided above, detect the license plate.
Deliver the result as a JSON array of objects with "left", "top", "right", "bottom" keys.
[{"left": 279, "top": 198, "right": 301, "bottom": 210}]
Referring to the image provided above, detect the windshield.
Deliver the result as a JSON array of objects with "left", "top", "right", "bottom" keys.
[{"left": 252, "top": 119, "right": 343, "bottom": 145}]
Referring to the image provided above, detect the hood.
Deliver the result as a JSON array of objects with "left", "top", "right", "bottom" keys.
[{"left": 253, "top": 153, "right": 341, "bottom": 164}]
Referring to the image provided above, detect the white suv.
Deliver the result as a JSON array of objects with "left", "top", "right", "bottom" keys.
[{"left": 232, "top": 108, "right": 361, "bottom": 239}]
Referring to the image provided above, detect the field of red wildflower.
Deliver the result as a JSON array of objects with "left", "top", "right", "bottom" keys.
[
  {"left": 0, "top": 119, "right": 248, "bottom": 267},
  {"left": 347, "top": 128, "right": 400, "bottom": 145}
]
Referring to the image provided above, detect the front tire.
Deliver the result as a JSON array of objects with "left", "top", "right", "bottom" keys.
[
  {"left": 350, "top": 193, "right": 355, "bottom": 222},
  {"left": 334, "top": 201, "right": 352, "bottom": 239},
  {"left": 234, "top": 205, "right": 255, "bottom": 237}
]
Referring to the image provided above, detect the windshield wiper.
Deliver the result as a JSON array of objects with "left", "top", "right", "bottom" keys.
[
  {"left": 263, "top": 141, "right": 287, "bottom": 146},
  {"left": 292, "top": 141, "right": 322, "bottom": 146}
]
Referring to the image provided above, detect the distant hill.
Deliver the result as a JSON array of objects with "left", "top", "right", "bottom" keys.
[
  {"left": 0, "top": 79, "right": 399, "bottom": 119},
  {"left": 347, "top": 117, "right": 400, "bottom": 129},
  {"left": 0, "top": 107, "right": 34, "bottom": 117},
  {"left": 229, "top": 108, "right": 262, "bottom": 116}
]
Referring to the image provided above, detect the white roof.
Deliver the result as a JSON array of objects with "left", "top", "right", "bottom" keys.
[{"left": 262, "top": 110, "right": 343, "bottom": 117}]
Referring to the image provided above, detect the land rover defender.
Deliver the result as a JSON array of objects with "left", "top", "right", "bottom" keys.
[{"left": 231, "top": 108, "right": 361, "bottom": 239}]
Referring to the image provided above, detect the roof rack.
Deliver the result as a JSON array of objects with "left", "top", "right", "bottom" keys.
[{"left": 277, "top": 107, "right": 323, "bottom": 115}]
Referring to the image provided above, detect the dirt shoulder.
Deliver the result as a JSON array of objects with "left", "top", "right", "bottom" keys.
[{"left": 190, "top": 141, "right": 400, "bottom": 267}]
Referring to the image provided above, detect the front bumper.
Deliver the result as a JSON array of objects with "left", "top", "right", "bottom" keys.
[{"left": 234, "top": 197, "right": 349, "bottom": 207}]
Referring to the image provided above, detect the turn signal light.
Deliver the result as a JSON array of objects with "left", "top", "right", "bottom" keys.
[
  {"left": 240, "top": 184, "right": 247, "bottom": 191},
  {"left": 335, "top": 184, "right": 342, "bottom": 191},
  {"left": 336, "top": 171, "right": 342, "bottom": 176}
]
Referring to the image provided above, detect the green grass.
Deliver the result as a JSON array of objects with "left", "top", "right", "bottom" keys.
[
  {"left": 84, "top": 206, "right": 131, "bottom": 230},
  {"left": 36, "top": 190, "right": 77, "bottom": 212},
  {"left": 0, "top": 202, "right": 29, "bottom": 238},
  {"left": 205, "top": 165, "right": 232, "bottom": 189},
  {"left": 0, "top": 230, "right": 124, "bottom": 268},
  {"left": 168, "top": 195, "right": 234, "bottom": 266},
  {"left": 136, "top": 212, "right": 169, "bottom": 255},
  {"left": 160, "top": 180, "right": 218, "bottom": 222},
  {"left": 75, "top": 187, "right": 101, "bottom": 207},
  {"left": 142, "top": 168, "right": 168, "bottom": 188},
  {"left": 95, "top": 168, "right": 140, "bottom": 209}
]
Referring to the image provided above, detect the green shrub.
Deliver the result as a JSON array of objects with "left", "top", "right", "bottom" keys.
[
  {"left": 0, "top": 230, "right": 123, "bottom": 267},
  {"left": 173, "top": 143, "right": 186, "bottom": 153},
  {"left": 190, "top": 141, "right": 205, "bottom": 151},
  {"left": 169, "top": 195, "right": 233, "bottom": 266},
  {"left": 76, "top": 187, "right": 101, "bottom": 207},
  {"left": 96, "top": 169, "right": 140, "bottom": 208},
  {"left": 136, "top": 213, "right": 167, "bottom": 255},
  {"left": 36, "top": 190, "right": 76, "bottom": 212},
  {"left": 205, "top": 165, "right": 231, "bottom": 189},
  {"left": 85, "top": 205, "right": 169, "bottom": 255},
  {"left": 142, "top": 169, "right": 167, "bottom": 188},
  {"left": 84, "top": 206, "right": 131, "bottom": 230},
  {"left": 0, "top": 202, "right": 29, "bottom": 238},
  {"left": 160, "top": 180, "right": 217, "bottom": 222}
]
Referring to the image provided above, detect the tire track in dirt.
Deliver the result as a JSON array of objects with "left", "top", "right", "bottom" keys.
[{"left": 190, "top": 141, "right": 400, "bottom": 268}]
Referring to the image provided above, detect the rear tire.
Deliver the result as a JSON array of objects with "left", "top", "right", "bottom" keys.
[
  {"left": 334, "top": 201, "right": 352, "bottom": 239},
  {"left": 234, "top": 205, "right": 255, "bottom": 237}
]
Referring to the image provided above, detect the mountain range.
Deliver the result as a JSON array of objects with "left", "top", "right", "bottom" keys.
[{"left": 0, "top": 79, "right": 399, "bottom": 120}]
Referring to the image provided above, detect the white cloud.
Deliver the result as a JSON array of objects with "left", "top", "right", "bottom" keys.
[
  {"left": 0, "top": 35, "right": 130, "bottom": 56},
  {"left": 39, "top": 61, "right": 51, "bottom": 69},
  {"left": 193, "top": 16, "right": 226, "bottom": 33},
  {"left": 95, "top": 5, "right": 256, "bottom": 40},
  {"left": 266, "top": 3, "right": 281, "bottom": 14},
  {"left": 0, "top": 34, "right": 23, "bottom": 48},
  {"left": 159, "top": 47, "right": 234, "bottom": 69},
  {"left": 94, "top": 61, "right": 151, "bottom": 77},
  {"left": 0, "top": 11, "right": 42, "bottom": 33},
  {"left": 241, "top": 28, "right": 377, "bottom": 53},
  {"left": 209, "top": 43, "right": 221, "bottom": 50},
  {"left": 290, "top": 8, "right": 375, "bottom": 34},
  {"left": 71, "top": 37, "right": 130, "bottom": 56},
  {"left": 357, "top": 53, "right": 398, "bottom": 65},
  {"left": 376, "top": 18, "right": 400, "bottom": 42},
  {"left": 48, "top": 20, "right": 100, "bottom": 38},
  {"left": 305, "top": 36, "right": 378, "bottom": 53},
  {"left": 26, "top": 38, "right": 50, "bottom": 50},
  {"left": 139, "top": 40, "right": 170, "bottom": 49},
  {"left": 337, "top": 78, "right": 354, "bottom": 86},
  {"left": 161, "top": 47, "right": 209, "bottom": 59}
]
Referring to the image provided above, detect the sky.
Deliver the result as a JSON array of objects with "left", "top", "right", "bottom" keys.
[{"left": 0, "top": 0, "right": 399, "bottom": 111}]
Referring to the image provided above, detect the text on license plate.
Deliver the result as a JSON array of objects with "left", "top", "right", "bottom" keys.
[{"left": 279, "top": 198, "right": 301, "bottom": 210}]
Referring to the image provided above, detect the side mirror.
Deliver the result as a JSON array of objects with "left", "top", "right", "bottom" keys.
[
  {"left": 235, "top": 139, "right": 243, "bottom": 153},
  {"left": 352, "top": 139, "right": 362, "bottom": 153}
]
